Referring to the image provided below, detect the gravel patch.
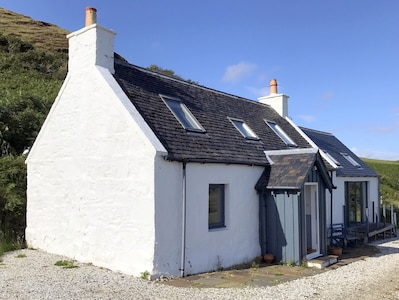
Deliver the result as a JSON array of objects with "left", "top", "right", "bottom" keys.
[{"left": 1, "top": 238, "right": 399, "bottom": 299}]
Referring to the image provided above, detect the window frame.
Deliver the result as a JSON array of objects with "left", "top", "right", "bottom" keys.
[
  {"left": 228, "top": 117, "right": 259, "bottom": 140},
  {"left": 265, "top": 120, "right": 297, "bottom": 147},
  {"left": 160, "top": 94, "right": 206, "bottom": 133},
  {"left": 341, "top": 153, "right": 362, "bottom": 168},
  {"left": 322, "top": 150, "right": 341, "bottom": 167},
  {"left": 208, "top": 184, "right": 226, "bottom": 230},
  {"left": 345, "top": 181, "right": 367, "bottom": 225}
]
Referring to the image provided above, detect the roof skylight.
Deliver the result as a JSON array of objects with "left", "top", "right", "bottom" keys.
[
  {"left": 229, "top": 118, "right": 259, "bottom": 140},
  {"left": 161, "top": 95, "right": 205, "bottom": 132},
  {"left": 322, "top": 150, "right": 341, "bottom": 166},
  {"left": 342, "top": 153, "right": 362, "bottom": 168},
  {"left": 265, "top": 120, "right": 296, "bottom": 147}
]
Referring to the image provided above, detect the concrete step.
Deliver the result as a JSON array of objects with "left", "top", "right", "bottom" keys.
[{"left": 306, "top": 255, "right": 338, "bottom": 269}]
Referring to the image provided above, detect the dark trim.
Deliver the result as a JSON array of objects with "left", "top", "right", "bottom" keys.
[{"left": 164, "top": 156, "right": 269, "bottom": 167}]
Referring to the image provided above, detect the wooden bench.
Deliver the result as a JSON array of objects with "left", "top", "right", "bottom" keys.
[{"left": 328, "top": 223, "right": 359, "bottom": 248}]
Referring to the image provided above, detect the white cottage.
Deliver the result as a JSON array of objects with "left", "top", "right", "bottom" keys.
[{"left": 26, "top": 8, "right": 333, "bottom": 278}]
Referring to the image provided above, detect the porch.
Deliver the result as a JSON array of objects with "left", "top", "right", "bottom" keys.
[{"left": 328, "top": 222, "right": 397, "bottom": 248}]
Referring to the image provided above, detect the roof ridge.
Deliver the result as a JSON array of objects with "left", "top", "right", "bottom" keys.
[
  {"left": 264, "top": 148, "right": 317, "bottom": 156},
  {"left": 300, "top": 126, "right": 333, "bottom": 136},
  {"left": 114, "top": 59, "right": 272, "bottom": 108}
]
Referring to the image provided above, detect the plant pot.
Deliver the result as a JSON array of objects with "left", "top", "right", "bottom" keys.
[
  {"left": 254, "top": 256, "right": 264, "bottom": 264},
  {"left": 263, "top": 253, "right": 274, "bottom": 264},
  {"left": 328, "top": 247, "right": 342, "bottom": 257}
]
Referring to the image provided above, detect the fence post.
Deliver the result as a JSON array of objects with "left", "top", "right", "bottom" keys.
[
  {"left": 372, "top": 201, "right": 375, "bottom": 223},
  {"left": 365, "top": 208, "right": 369, "bottom": 244},
  {"left": 383, "top": 204, "right": 386, "bottom": 226},
  {"left": 391, "top": 204, "right": 394, "bottom": 224}
]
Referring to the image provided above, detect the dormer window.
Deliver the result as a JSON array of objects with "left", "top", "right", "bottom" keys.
[
  {"left": 228, "top": 118, "right": 259, "bottom": 140},
  {"left": 342, "top": 153, "right": 362, "bottom": 168},
  {"left": 161, "top": 95, "right": 205, "bottom": 132},
  {"left": 265, "top": 120, "right": 296, "bottom": 147}
]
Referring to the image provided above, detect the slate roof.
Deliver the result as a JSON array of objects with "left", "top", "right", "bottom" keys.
[
  {"left": 255, "top": 150, "right": 333, "bottom": 191},
  {"left": 113, "top": 60, "right": 312, "bottom": 166},
  {"left": 300, "top": 127, "right": 378, "bottom": 177}
]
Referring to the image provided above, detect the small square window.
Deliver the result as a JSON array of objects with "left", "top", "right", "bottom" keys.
[
  {"left": 209, "top": 184, "right": 225, "bottom": 229},
  {"left": 229, "top": 118, "right": 259, "bottom": 140},
  {"left": 265, "top": 120, "right": 296, "bottom": 146},
  {"left": 161, "top": 95, "right": 205, "bottom": 132}
]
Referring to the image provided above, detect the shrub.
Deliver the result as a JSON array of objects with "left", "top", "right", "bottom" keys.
[
  {"left": 0, "top": 155, "right": 27, "bottom": 241},
  {"left": 0, "top": 234, "right": 16, "bottom": 257}
]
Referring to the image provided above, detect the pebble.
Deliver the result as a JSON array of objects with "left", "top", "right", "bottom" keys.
[{"left": 1, "top": 237, "right": 399, "bottom": 299}]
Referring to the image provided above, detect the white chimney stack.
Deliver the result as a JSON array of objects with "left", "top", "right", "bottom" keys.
[
  {"left": 66, "top": 7, "right": 116, "bottom": 74},
  {"left": 258, "top": 79, "right": 290, "bottom": 118}
]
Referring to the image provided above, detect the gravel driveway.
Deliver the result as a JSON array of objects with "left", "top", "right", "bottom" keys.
[{"left": 1, "top": 238, "right": 399, "bottom": 299}]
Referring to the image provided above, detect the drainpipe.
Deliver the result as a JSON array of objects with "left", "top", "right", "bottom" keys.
[
  {"left": 180, "top": 162, "right": 187, "bottom": 277},
  {"left": 330, "top": 171, "right": 333, "bottom": 246}
]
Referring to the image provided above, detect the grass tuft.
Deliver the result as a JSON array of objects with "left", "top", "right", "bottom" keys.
[
  {"left": 54, "top": 259, "right": 79, "bottom": 269},
  {"left": 0, "top": 239, "right": 16, "bottom": 257}
]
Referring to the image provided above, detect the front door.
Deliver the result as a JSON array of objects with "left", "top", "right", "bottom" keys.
[{"left": 305, "top": 183, "right": 320, "bottom": 260}]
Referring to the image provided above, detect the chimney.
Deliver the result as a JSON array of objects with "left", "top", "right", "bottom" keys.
[
  {"left": 85, "top": 7, "right": 97, "bottom": 26},
  {"left": 270, "top": 79, "right": 278, "bottom": 94},
  {"left": 66, "top": 8, "right": 116, "bottom": 74},
  {"left": 258, "top": 79, "right": 290, "bottom": 118}
]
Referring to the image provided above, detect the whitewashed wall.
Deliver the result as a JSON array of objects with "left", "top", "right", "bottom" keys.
[
  {"left": 25, "top": 22, "right": 266, "bottom": 279},
  {"left": 182, "top": 163, "right": 263, "bottom": 275},
  {"left": 26, "top": 66, "right": 163, "bottom": 276},
  {"left": 153, "top": 157, "right": 183, "bottom": 277},
  {"left": 328, "top": 173, "right": 379, "bottom": 225}
]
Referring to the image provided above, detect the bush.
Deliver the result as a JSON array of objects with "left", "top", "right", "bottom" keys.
[
  {"left": 0, "top": 155, "right": 27, "bottom": 241},
  {"left": 0, "top": 235, "right": 16, "bottom": 257}
]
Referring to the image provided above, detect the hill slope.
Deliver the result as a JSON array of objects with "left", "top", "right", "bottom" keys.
[
  {"left": 0, "top": 7, "right": 69, "bottom": 53},
  {"left": 362, "top": 158, "right": 399, "bottom": 206}
]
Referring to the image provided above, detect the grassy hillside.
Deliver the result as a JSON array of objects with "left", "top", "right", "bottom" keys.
[
  {"left": 0, "top": 8, "right": 69, "bottom": 53},
  {"left": 362, "top": 158, "right": 399, "bottom": 207}
]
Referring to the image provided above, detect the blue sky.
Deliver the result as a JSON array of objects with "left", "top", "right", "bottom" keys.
[{"left": 1, "top": 0, "right": 399, "bottom": 160}]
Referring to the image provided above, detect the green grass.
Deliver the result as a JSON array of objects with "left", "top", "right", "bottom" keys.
[
  {"left": 362, "top": 158, "right": 399, "bottom": 206},
  {"left": 0, "top": 7, "right": 69, "bottom": 53},
  {"left": 54, "top": 259, "right": 79, "bottom": 269},
  {"left": 0, "top": 238, "right": 16, "bottom": 257}
]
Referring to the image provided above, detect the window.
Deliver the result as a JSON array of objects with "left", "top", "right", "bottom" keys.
[
  {"left": 342, "top": 153, "right": 361, "bottom": 168},
  {"left": 345, "top": 181, "right": 367, "bottom": 224},
  {"left": 265, "top": 120, "right": 296, "bottom": 146},
  {"left": 322, "top": 150, "right": 341, "bottom": 167},
  {"left": 229, "top": 118, "right": 259, "bottom": 140},
  {"left": 208, "top": 184, "right": 225, "bottom": 229},
  {"left": 161, "top": 95, "right": 205, "bottom": 132}
]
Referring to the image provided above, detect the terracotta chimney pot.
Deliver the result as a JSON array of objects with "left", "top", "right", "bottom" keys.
[
  {"left": 270, "top": 79, "right": 278, "bottom": 94},
  {"left": 85, "top": 7, "right": 97, "bottom": 26}
]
